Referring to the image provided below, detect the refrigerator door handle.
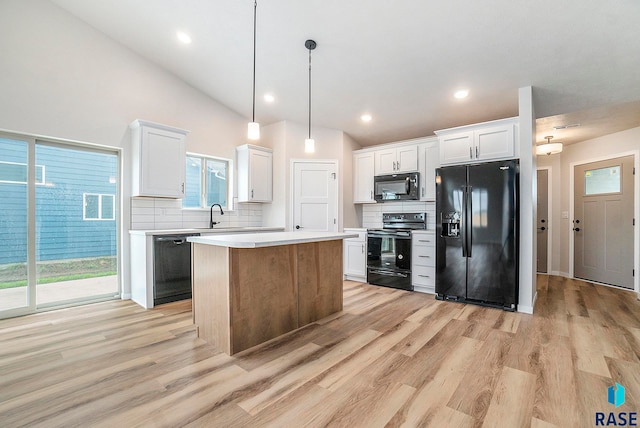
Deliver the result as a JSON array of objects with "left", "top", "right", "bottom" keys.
[
  {"left": 467, "top": 186, "right": 473, "bottom": 257},
  {"left": 461, "top": 185, "right": 468, "bottom": 258}
]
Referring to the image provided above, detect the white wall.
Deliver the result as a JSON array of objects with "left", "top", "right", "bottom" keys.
[
  {"left": 0, "top": 0, "right": 251, "bottom": 298},
  {"left": 342, "top": 133, "right": 362, "bottom": 228},
  {"left": 261, "top": 120, "right": 359, "bottom": 231},
  {"left": 518, "top": 86, "right": 537, "bottom": 314}
]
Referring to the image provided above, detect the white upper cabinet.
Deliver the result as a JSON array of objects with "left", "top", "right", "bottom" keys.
[
  {"left": 418, "top": 137, "right": 439, "bottom": 201},
  {"left": 374, "top": 145, "right": 418, "bottom": 175},
  {"left": 237, "top": 144, "right": 273, "bottom": 203},
  {"left": 353, "top": 152, "right": 375, "bottom": 203},
  {"left": 130, "top": 120, "right": 188, "bottom": 198},
  {"left": 436, "top": 117, "right": 518, "bottom": 166}
]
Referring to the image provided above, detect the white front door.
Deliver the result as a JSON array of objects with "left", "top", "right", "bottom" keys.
[{"left": 292, "top": 161, "right": 338, "bottom": 232}]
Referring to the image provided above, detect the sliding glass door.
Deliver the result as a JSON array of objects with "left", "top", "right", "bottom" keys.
[
  {"left": 0, "top": 133, "right": 120, "bottom": 318},
  {"left": 0, "top": 136, "right": 30, "bottom": 315}
]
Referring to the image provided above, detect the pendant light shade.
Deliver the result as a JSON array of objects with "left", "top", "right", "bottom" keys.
[
  {"left": 305, "top": 138, "right": 315, "bottom": 153},
  {"left": 536, "top": 135, "right": 563, "bottom": 156},
  {"left": 248, "top": 122, "right": 260, "bottom": 140},
  {"left": 304, "top": 39, "right": 316, "bottom": 153},
  {"left": 247, "top": 0, "right": 260, "bottom": 140}
]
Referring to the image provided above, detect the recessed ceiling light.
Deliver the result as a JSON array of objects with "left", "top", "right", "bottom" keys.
[
  {"left": 176, "top": 31, "right": 192, "bottom": 44},
  {"left": 263, "top": 94, "right": 275, "bottom": 103},
  {"left": 454, "top": 89, "right": 469, "bottom": 99},
  {"left": 361, "top": 114, "right": 372, "bottom": 122}
]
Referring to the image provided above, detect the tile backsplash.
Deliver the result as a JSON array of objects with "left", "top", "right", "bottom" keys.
[
  {"left": 130, "top": 197, "right": 263, "bottom": 230},
  {"left": 362, "top": 201, "right": 436, "bottom": 230}
]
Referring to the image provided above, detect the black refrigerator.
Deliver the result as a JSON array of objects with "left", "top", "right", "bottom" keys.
[{"left": 435, "top": 160, "right": 519, "bottom": 311}]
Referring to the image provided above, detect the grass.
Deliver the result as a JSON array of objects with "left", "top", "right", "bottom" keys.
[
  {"left": 0, "top": 257, "right": 117, "bottom": 289},
  {"left": 0, "top": 271, "right": 117, "bottom": 289}
]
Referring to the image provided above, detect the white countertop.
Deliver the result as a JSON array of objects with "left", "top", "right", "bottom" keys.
[
  {"left": 129, "top": 226, "right": 285, "bottom": 236},
  {"left": 187, "top": 231, "right": 359, "bottom": 248}
]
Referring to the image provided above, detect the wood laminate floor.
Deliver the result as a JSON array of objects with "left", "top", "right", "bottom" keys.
[{"left": 1, "top": 276, "right": 639, "bottom": 427}]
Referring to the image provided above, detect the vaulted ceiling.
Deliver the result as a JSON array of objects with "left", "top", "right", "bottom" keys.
[{"left": 51, "top": 0, "right": 640, "bottom": 147}]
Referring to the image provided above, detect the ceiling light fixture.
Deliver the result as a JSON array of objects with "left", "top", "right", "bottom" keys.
[
  {"left": 304, "top": 39, "right": 317, "bottom": 153},
  {"left": 361, "top": 114, "right": 372, "bottom": 123},
  {"left": 536, "top": 135, "right": 563, "bottom": 156},
  {"left": 454, "top": 89, "right": 469, "bottom": 99},
  {"left": 247, "top": 0, "right": 260, "bottom": 140},
  {"left": 176, "top": 31, "right": 192, "bottom": 44}
]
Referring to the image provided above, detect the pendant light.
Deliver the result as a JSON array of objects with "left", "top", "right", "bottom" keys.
[
  {"left": 536, "top": 135, "right": 563, "bottom": 156},
  {"left": 304, "top": 39, "right": 316, "bottom": 153},
  {"left": 247, "top": 0, "right": 260, "bottom": 140}
]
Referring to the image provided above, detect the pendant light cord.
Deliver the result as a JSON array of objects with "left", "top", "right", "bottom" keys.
[
  {"left": 308, "top": 47, "right": 312, "bottom": 139},
  {"left": 252, "top": 0, "right": 257, "bottom": 123}
]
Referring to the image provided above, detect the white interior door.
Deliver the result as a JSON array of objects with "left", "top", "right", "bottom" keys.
[
  {"left": 574, "top": 155, "right": 634, "bottom": 288},
  {"left": 292, "top": 161, "right": 338, "bottom": 232}
]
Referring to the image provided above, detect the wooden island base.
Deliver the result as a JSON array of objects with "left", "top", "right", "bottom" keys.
[{"left": 192, "top": 239, "right": 343, "bottom": 355}]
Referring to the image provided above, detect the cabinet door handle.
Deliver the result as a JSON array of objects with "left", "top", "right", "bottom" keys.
[
  {"left": 475, "top": 146, "right": 479, "bottom": 159},
  {"left": 418, "top": 240, "right": 431, "bottom": 243},
  {"left": 370, "top": 190, "right": 373, "bottom": 200},
  {"left": 397, "top": 161, "right": 400, "bottom": 170},
  {"left": 361, "top": 244, "right": 364, "bottom": 253},
  {"left": 392, "top": 161, "right": 396, "bottom": 170},
  {"left": 181, "top": 183, "right": 185, "bottom": 194},
  {"left": 470, "top": 147, "right": 473, "bottom": 159},
  {"left": 422, "top": 187, "right": 425, "bottom": 197},
  {"left": 418, "top": 274, "right": 431, "bottom": 278},
  {"left": 418, "top": 255, "right": 431, "bottom": 258},
  {"left": 251, "top": 189, "right": 254, "bottom": 199}
]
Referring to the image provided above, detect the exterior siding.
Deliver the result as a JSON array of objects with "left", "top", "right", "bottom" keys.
[{"left": 0, "top": 139, "right": 117, "bottom": 264}]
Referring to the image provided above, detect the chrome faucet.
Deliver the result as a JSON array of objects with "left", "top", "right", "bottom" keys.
[{"left": 209, "top": 203, "right": 224, "bottom": 228}]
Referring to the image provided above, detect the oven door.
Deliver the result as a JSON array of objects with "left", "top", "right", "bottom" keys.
[
  {"left": 367, "top": 230, "right": 412, "bottom": 271},
  {"left": 367, "top": 230, "right": 412, "bottom": 290}
]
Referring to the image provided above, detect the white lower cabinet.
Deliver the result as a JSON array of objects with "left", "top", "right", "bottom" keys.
[
  {"left": 343, "top": 228, "right": 367, "bottom": 282},
  {"left": 412, "top": 230, "right": 435, "bottom": 294}
]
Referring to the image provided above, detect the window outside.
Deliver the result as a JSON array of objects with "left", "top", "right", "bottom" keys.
[
  {"left": 585, "top": 165, "right": 621, "bottom": 195},
  {"left": 184, "top": 154, "right": 229, "bottom": 209}
]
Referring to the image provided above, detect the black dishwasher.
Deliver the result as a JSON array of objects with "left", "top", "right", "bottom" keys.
[{"left": 153, "top": 233, "right": 199, "bottom": 305}]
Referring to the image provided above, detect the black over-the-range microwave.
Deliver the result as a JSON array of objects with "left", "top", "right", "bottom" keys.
[{"left": 374, "top": 172, "right": 420, "bottom": 202}]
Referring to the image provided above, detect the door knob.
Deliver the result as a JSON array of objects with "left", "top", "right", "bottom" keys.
[
  {"left": 295, "top": 225, "right": 303, "bottom": 229},
  {"left": 541, "top": 219, "right": 546, "bottom": 223},
  {"left": 537, "top": 227, "right": 546, "bottom": 231},
  {"left": 573, "top": 227, "right": 581, "bottom": 232}
]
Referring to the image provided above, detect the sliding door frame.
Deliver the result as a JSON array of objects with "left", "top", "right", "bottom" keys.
[{"left": 0, "top": 129, "right": 122, "bottom": 319}]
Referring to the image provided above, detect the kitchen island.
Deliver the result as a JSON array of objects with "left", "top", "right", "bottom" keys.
[{"left": 187, "top": 231, "right": 357, "bottom": 355}]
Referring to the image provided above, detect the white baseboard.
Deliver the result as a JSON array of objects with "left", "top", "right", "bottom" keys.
[
  {"left": 518, "top": 304, "right": 534, "bottom": 314},
  {"left": 413, "top": 285, "right": 435, "bottom": 294},
  {"left": 549, "top": 270, "right": 571, "bottom": 278},
  {"left": 121, "top": 293, "right": 132, "bottom": 300}
]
